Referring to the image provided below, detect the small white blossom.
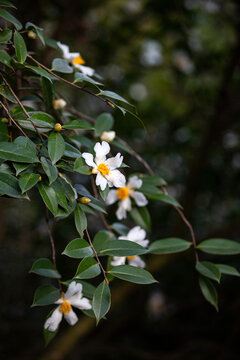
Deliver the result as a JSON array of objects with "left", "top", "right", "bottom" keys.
[
  {"left": 82, "top": 141, "right": 126, "bottom": 191},
  {"left": 57, "top": 41, "right": 95, "bottom": 77},
  {"left": 44, "top": 281, "right": 91, "bottom": 332},
  {"left": 106, "top": 176, "right": 148, "bottom": 220},
  {"left": 100, "top": 131, "right": 116, "bottom": 143},
  {"left": 52, "top": 98, "right": 67, "bottom": 110},
  {"left": 111, "top": 226, "right": 149, "bottom": 268}
]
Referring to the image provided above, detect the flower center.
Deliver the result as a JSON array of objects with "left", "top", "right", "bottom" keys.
[
  {"left": 97, "top": 163, "right": 110, "bottom": 176},
  {"left": 127, "top": 256, "right": 136, "bottom": 260},
  {"left": 60, "top": 301, "right": 72, "bottom": 314},
  {"left": 72, "top": 55, "right": 85, "bottom": 65},
  {"left": 117, "top": 187, "right": 129, "bottom": 200}
]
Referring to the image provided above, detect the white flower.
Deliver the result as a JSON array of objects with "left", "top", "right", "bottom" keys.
[
  {"left": 52, "top": 98, "right": 67, "bottom": 110},
  {"left": 111, "top": 226, "right": 149, "bottom": 268},
  {"left": 57, "top": 41, "right": 95, "bottom": 77},
  {"left": 44, "top": 281, "right": 91, "bottom": 332},
  {"left": 106, "top": 175, "right": 148, "bottom": 220},
  {"left": 82, "top": 141, "right": 126, "bottom": 191},
  {"left": 100, "top": 131, "right": 116, "bottom": 143}
]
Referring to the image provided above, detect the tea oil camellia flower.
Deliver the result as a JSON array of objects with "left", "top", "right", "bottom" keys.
[
  {"left": 57, "top": 41, "right": 95, "bottom": 76},
  {"left": 106, "top": 176, "right": 148, "bottom": 219},
  {"left": 44, "top": 282, "right": 91, "bottom": 332},
  {"left": 111, "top": 226, "right": 149, "bottom": 268},
  {"left": 82, "top": 141, "right": 126, "bottom": 190}
]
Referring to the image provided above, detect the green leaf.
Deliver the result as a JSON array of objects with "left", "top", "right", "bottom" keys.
[
  {"left": 48, "top": 132, "right": 65, "bottom": 164},
  {"left": 142, "top": 175, "right": 167, "bottom": 187},
  {"left": 129, "top": 207, "right": 151, "bottom": 231},
  {"left": 25, "top": 22, "right": 45, "bottom": 45},
  {"left": 199, "top": 276, "right": 218, "bottom": 311},
  {"left": 26, "top": 65, "right": 54, "bottom": 82},
  {"left": 41, "top": 77, "right": 53, "bottom": 110},
  {"left": 74, "top": 204, "right": 87, "bottom": 237},
  {"left": 0, "top": 1, "right": 16, "bottom": 9},
  {"left": 13, "top": 162, "right": 30, "bottom": 176},
  {"left": 74, "top": 257, "right": 101, "bottom": 279},
  {"left": 92, "top": 231, "right": 112, "bottom": 252},
  {"left": 14, "top": 31, "right": 27, "bottom": 64},
  {"left": 196, "top": 261, "right": 221, "bottom": 283},
  {"left": 0, "top": 142, "right": 38, "bottom": 163},
  {"left": 19, "top": 172, "right": 40, "bottom": 193},
  {"left": 0, "top": 29, "right": 12, "bottom": 42},
  {"left": 98, "top": 90, "right": 131, "bottom": 105},
  {"left": 108, "top": 265, "right": 157, "bottom": 284},
  {"left": 100, "top": 240, "right": 147, "bottom": 256},
  {"left": 30, "top": 258, "right": 61, "bottom": 278},
  {"left": 0, "top": 8, "right": 22, "bottom": 30},
  {"left": 40, "top": 157, "right": 58, "bottom": 185},
  {"left": 94, "top": 113, "right": 114, "bottom": 137},
  {"left": 74, "top": 157, "right": 91, "bottom": 175},
  {"left": 197, "top": 238, "right": 240, "bottom": 255},
  {"left": 149, "top": 238, "right": 191, "bottom": 254},
  {"left": 32, "top": 285, "right": 60, "bottom": 307},
  {"left": 52, "top": 58, "right": 73, "bottom": 73},
  {"left": 38, "top": 182, "right": 58, "bottom": 215},
  {"left": 62, "top": 238, "right": 93, "bottom": 258},
  {"left": 64, "top": 142, "right": 81, "bottom": 159},
  {"left": 74, "top": 72, "right": 103, "bottom": 87},
  {"left": 0, "top": 171, "right": 22, "bottom": 198},
  {"left": 0, "top": 49, "right": 12, "bottom": 68},
  {"left": 111, "top": 222, "right": 129, "bottom": 236},
  {"left": 99, "top": 185, "right": 109, "bottom": 201},
  {"left": 93, "top": 281, "right": 111, "bottom": 324},
  {"left": 216, "top": 264, "right": 240, "bottom": 277},
  {"left": 0, "top": 84, "right": 17, "bottom": 103},
  {"left": 151, "top": 193, "right": 182, "bottom": 207},
  {"left": 58, "top": 176, "right": 76, "bottom": 205},
  {"left": 62, "top": 120, "right": 93, "bottom": 130}
]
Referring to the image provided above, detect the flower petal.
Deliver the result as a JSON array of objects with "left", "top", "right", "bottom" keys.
[
  {"left": 65, "top": 281, "right": 83, "bottom": 299},
  {"left": 44, "top": 306, "right": 62, "bottom": 332},
  {"left": 129, "top": 256, "right": 146, "bottom": 268},
  {"left": 128, "top": 176, "right": 142, "bottom": 189},
  {"left": 75, "top": 64, "right": 95, "bottom": 77},
  {"left": 82, "top": 152, "right": 95, "bottom": 168},
  {"left": 105, "top": 153, "right": 123, "bottom": 170},
  {"left": 127, "top": 226, "right": 146, "bottom": 242},
  {"left": 132, "top": 191, "right": 148, "bottom": 206},
  {"left": 70, "top": 296, "right": 92, "bottom": 310},
  {"left": 64, "top": 309, "right": 78, "bottom": 326},
  {"left": 111, "top": 256, "right": 126, "bottom": 266},
  {"left": 57, "top": 42, "right": 70, "bottom": 59},
  {"left": 96, "top": 172, "right": 108, "bottom": 190},
  {"left": 106, "top": 189, "right": 118, "bottom": 205},
  {"left": 107, "top": 170, "right": 126, "bottom": 188},
  {"left": 94, "top": 142, "right": 110, "bottom": 164}
]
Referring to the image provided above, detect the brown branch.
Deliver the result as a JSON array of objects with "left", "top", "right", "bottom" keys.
[
  {"left": 2, "top": 75, "right": 44, "bottom": 142},
  {"left": 0, "top": 100, "right": 30, "bottom": 139},
  {"left": 85, "top": 228, "right": 109, "bottom": 285},
  {"left": 45, "top": 208, "right": 62, "bottom": 291}
]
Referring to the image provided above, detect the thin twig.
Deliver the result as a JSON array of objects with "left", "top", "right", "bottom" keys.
[
  {"left": 85, "top": 228, "right": 109, "bottom": 285},
  {"left": 45, "top": 208, "right": 62, "bottom": 291},
  {"left": 2, "top": 75, "right": 44, "bottom": 142},
  {"left": 0, "top": 100, "right": 30, "bottom": 139}
]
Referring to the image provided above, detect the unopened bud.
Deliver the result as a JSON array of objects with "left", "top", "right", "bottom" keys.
[
  {"left": 1, "top": 117, "right": 8, "bottom": 123},
  {"left": 52, "top": 99, "right": 67, "bottom": 110},
  {"left": 38, "top": 175, "right": 42, "bottom": 182},
  {"left": 54, "top": 123, "right": 62, "bottom": 132},
  {"left": 100, "top": 130, "right": 116, "bottom": 143},
  {"left": 28, "top": 30, "right": 37, "bottom": 39},
  {"left": 78, "top": 197, "right": 91, "bottom": 204}
]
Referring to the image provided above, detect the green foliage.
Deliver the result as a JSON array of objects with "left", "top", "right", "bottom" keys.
[
  {"left": 199, "top": 276, "right": 218, "bottom": 311},
  {"left": 30, "top": 258, "right": 61, "bottom": 278},
  {"left": 14, "top": 31, "right": 27, "bottom": 63},
  {"left": 149, "top": 238, "right": 191, "bottom": 254},
  {"left": 32, "top": 285, "right": 60, "bottom": 306},
  {"left": 92, "top": 281, "right": 111, "bottom": 324},
  {"left": 94, "top": 113, "right": 114, "bottom": 137},
  {"left": 62, "top": 238, "right": 93, "bottom": 258},
  {"left": 197, "top": 239, "right": 240, "bottom": 255},
  {"left": 108, "top": 265, "right": 157, "bottom": 284},
  {"left": 74, "top": 257, "right": 101, "bottom": 279}
]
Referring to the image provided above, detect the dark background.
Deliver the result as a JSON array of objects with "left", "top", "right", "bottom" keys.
[{"left": 1, "top": 0, "right": 240, "bottom": 359}]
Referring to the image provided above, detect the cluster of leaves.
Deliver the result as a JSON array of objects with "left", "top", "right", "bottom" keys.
[{"left": 0, "top": 0, "right": 240, "bottom": 344}]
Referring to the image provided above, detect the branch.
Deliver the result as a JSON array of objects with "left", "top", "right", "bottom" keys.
[{"left": 0, "top": 100, "right": 30, "bottom": 139}]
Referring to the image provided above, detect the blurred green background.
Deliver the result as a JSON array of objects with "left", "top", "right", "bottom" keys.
[{"left": 1, "top": 0, "right": 240, "bottom": 359}]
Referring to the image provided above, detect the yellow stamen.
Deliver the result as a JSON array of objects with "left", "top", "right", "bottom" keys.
[
  {"left": 97, "top": 163, "right": 110, "bottom": 176},
  {"left": 60, "top": 301, "right": 72, "bottom": 314},
  {"left": 117, "top": 187, "right": 129, "bottom": 200},
  {"left": 72, "top": 55, "right": 85, "bottom": 65},
  {"left": 127, "top": 256, "right": 136, "bottom": 260}
]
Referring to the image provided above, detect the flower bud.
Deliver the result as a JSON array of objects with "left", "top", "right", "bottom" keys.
[
  {"left": 38, "top": 175, "right": 42, "bottom": 182},
  {"left": 28, "top": 30, "right": 37, "bottom": 39},
  {"left": 1, "top": 117, "right": 8, "bottom": 123},
  {"left": 78, "top": 197, "right": 91, "bottom": 204},
  {"left": 52, "top": 99, "right": 67, "bottom": 110},
  {"left": 54, "top": 123, "right": 62, "bottom": 132},
  {"left": 100, "top": 130, "right": 116, "bottom": 143}
]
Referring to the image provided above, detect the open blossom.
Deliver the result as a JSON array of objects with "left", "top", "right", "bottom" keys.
[
  {"left": 44, "top": 282, "right": 91, "bottom": 332},
  {"left": 57, "top": 41, "right": 94, "bottom": 77},
  {"left": 111, "top": 226, "right": 149, "bottom": 268},
  {"left": 106, "top": 176, "right": 148, "bottom": 220},
  {"left": 82, "top": 141, "right": 126, "bottom": 191},
  {"left": 100, "top": 131, "right": 116, "bottom": 143}
]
